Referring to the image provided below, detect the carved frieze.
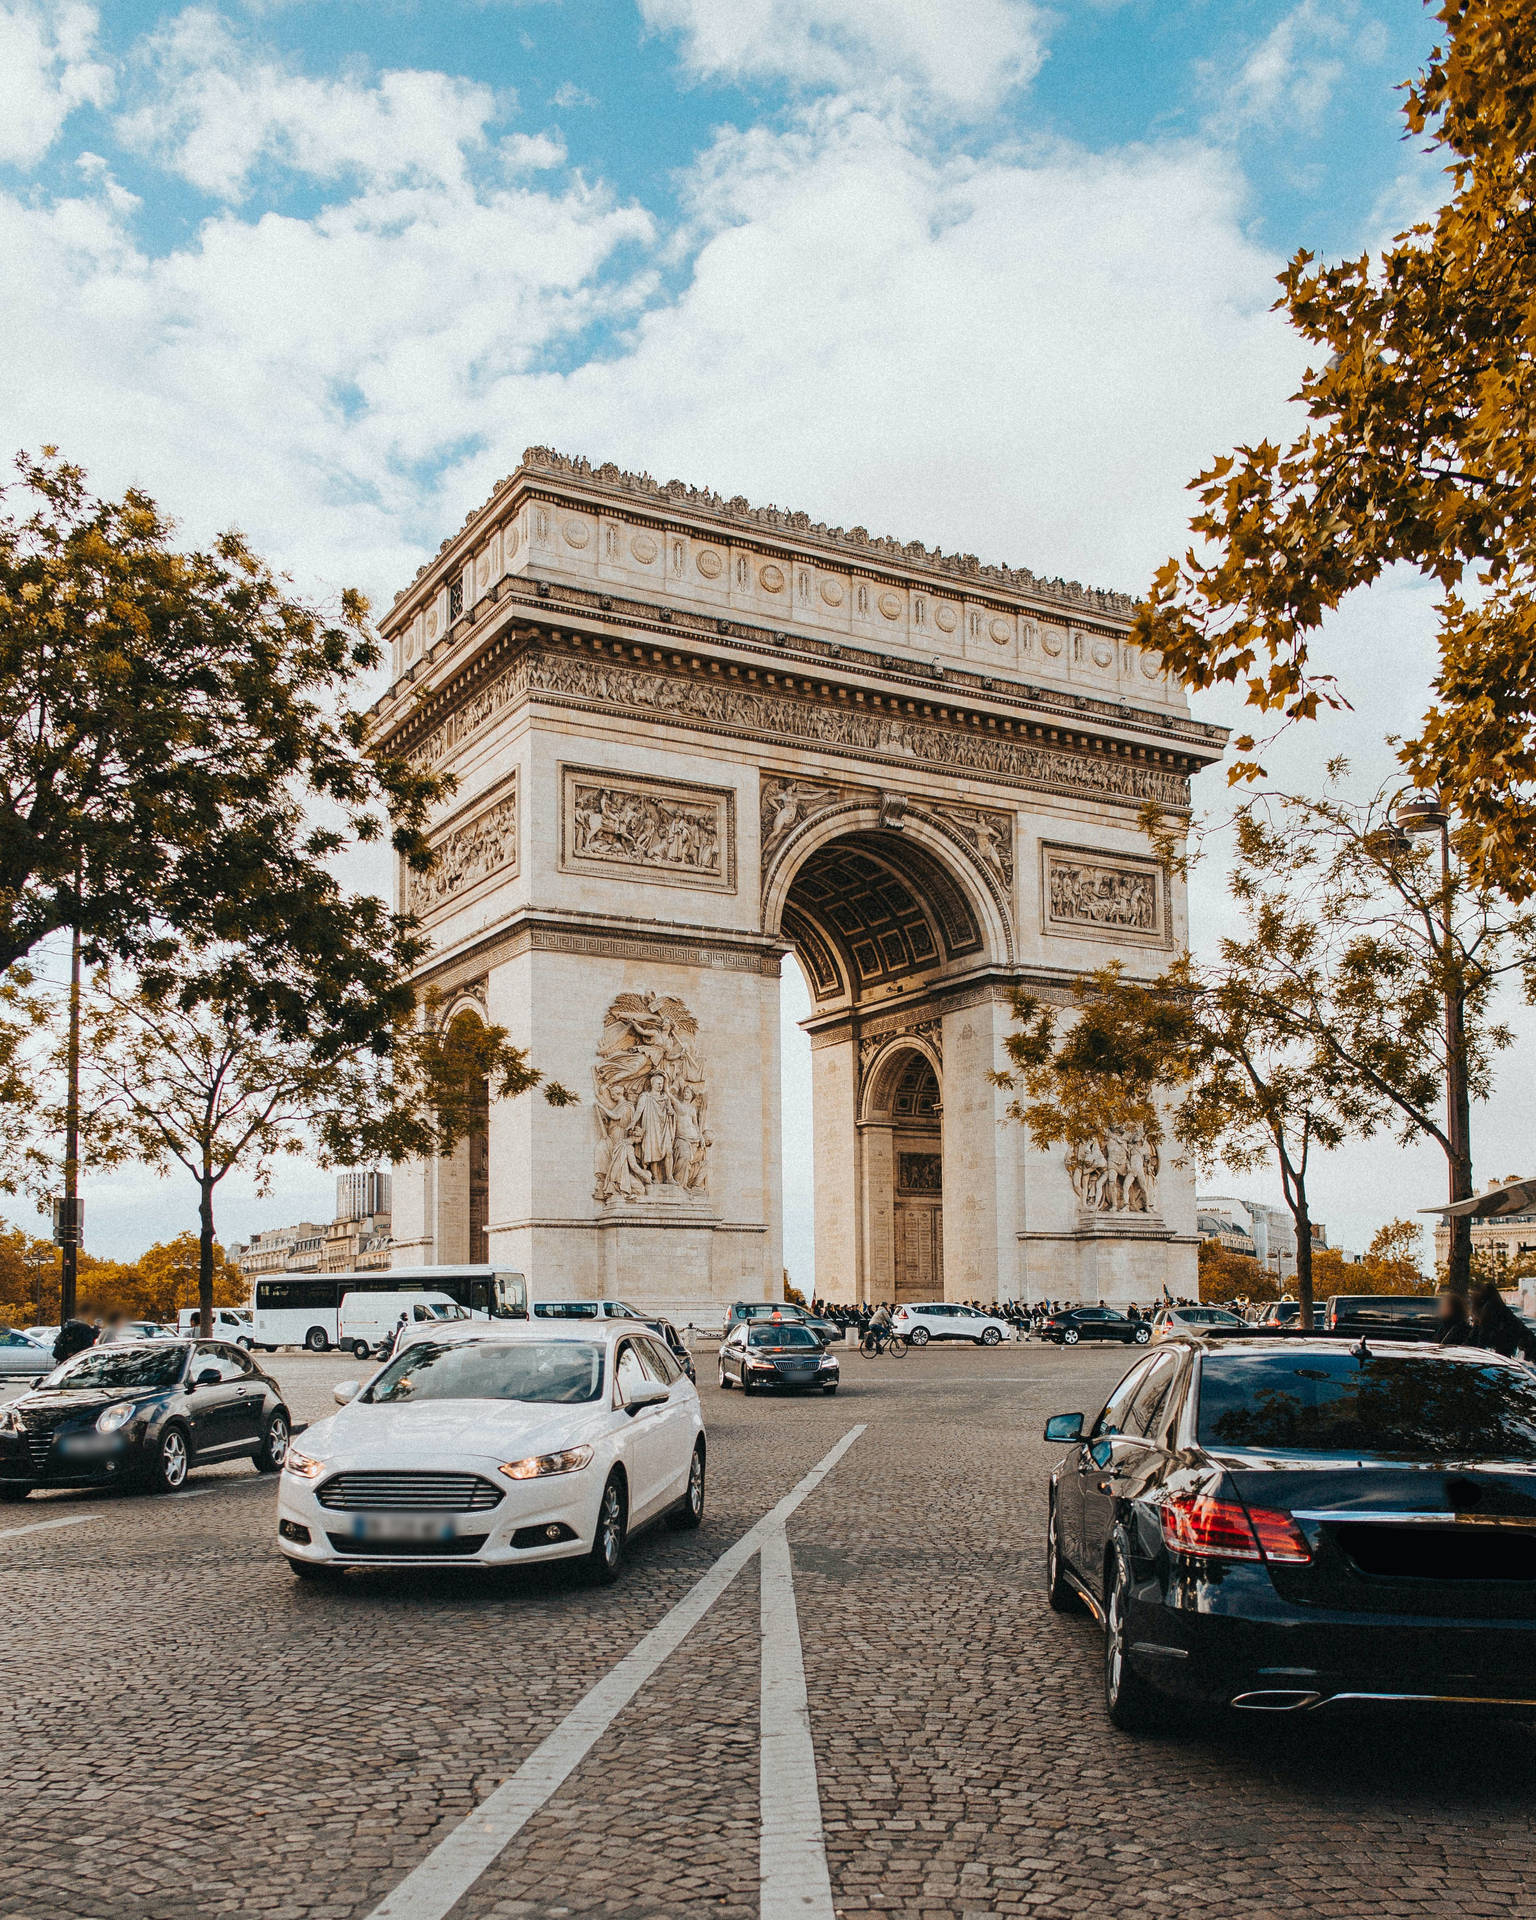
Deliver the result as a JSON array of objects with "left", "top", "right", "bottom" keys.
[
  {"left": 412, "top": 648, "right": 1193, "bottom": 812},
  {"left": 406, "top": 781, "right": 517, "bottom": 917},
  {"left": 593, "top": 992, "right": 711, "bottom": 1203},
  {"left": 1042, "top": 844, "right": 1168, "bottom": 946},
  {"left": 561, "top": 766, "right": 735, "bottom": 893}
]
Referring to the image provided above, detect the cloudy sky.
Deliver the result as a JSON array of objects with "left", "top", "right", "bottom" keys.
[{"left": 3, "top": 0, "right": 1510, "bottom": 1279}]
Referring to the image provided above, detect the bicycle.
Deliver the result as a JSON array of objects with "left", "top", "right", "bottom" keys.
[{"left": 858, "top": 1326, "right": 909, "bottom": 1358}]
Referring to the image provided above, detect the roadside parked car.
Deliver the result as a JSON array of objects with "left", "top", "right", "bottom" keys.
[
  {"left": 0, "top": 1328, "right": 53, "bottom": 1377},
  {"left": 1149, "top": 1306, "right": 1246, "bottom": 1340},
  {"left": 1041, "top": 1307, "right": 1152, "bottom": 1348},
  {"left": 1043, "top": 1334, "right": 1536, "bottom": 1730},
  {"left": 277, "top": 1322, "right": 704, "bottom": 1582},
  {"left": 176, "top": 1308, "right": 257, "bottom": 1348},
  {"left": 718, "top": 1323, "right": 840, "bottom": 1393},
  {"left": 0, "top": 1339, "right": 291, "bottom": 1498},
  {"left": 102, "top": 1321, "right": 171, "bottom": 1343},
  {"left": 724, "top": 1301, "right": 840, "bottom": 1344},
  {"left": 22, "top": 1326, "right": 59, "bottom": 1350},
  {"left": 894, "top": 1302, "right": 1011, "bottom": 1347}
]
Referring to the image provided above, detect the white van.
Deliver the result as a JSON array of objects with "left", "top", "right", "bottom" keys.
[
  {"left": 337, "top": 1290, "right": 468, "bottom": 1358},
  {"left": 176, "top": 1307, "right": 256, "bottom": 1347}
]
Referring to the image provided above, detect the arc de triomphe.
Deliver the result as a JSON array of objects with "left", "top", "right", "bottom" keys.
[{"left": 371, "top": 449, "right": 1224, "bottom": 1314}]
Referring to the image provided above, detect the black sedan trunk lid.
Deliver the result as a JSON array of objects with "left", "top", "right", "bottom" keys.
[{"left": 1221, "top": 1458, "right": 1536, "bottom": 1617}]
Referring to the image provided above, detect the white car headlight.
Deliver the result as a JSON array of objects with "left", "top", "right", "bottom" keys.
[
  {"left": 283, "top": 1447, "right": 327, "bottom": 1480},
  {"left": 499, "top": 1445, "right": 593, "bottom": 1481},
  {"left": 818, "top": 1353, "right": 838, "bottom": 1368},
  {"left": 95, "top": 1401, "right": 136, "bottom": 1434}
]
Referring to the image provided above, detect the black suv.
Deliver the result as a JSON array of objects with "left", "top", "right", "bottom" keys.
[{"left": 1041, "top": 1307, "right": 1151, "bottom": 1348}]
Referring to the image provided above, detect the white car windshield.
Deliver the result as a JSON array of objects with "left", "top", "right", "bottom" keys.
[{"left": 365, "top": 1340, "right": 605, "bottom": 1405}]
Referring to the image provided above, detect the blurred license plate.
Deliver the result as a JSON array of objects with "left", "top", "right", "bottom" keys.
[
  {"left": 58, "top": 1433, "right": 119, "bottom": 1458},
  {"left": 349, "top": 1513, "right": 457, "bottom": 1543}
]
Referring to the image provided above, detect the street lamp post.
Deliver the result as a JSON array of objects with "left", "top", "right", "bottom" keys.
[{"left": 1394, "top": 795, "right": 1473, "bottom": 1294}]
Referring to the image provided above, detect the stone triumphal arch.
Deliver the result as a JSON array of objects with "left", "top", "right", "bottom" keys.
[{"left": 372, "top": 450, "right": 1224, "bottom": 1313}]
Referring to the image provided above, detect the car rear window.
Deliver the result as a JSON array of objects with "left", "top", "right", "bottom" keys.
[{"left": 1198, "top": 1351, "right": 1536, "bottom": 1460}]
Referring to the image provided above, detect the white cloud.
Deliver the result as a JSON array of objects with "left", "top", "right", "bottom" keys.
[
  {"left": 114, "top": 7, "right": 551, "bottom": 201},
  {"left": 550, "top": 80, "right": 598, "bottom": 110},
  {"left": 7, "top": 11, "right": 1474, "bottom": 1267},
  {"left": 0, "top": 0, "right": 112, "bottom": 166},
  {"left": 639, "top": 0, "right": 1046, "bottom": 115},
  {"left": 1206, "top": 0, "right": 1377, "bottom": 139}
]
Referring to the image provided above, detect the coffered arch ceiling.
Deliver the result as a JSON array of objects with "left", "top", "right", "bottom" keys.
[{"left": 780, "top": 830, "right": 983, "bottom": 1007}]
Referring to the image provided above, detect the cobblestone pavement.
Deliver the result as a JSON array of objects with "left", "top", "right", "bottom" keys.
[{"left": 3, "top": 1343, "right": 1535, "bottom": 1919}]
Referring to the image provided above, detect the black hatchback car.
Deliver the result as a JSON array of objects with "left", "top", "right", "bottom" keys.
[
  {"left": 718, "top": 1323, "right": 840, "bottom": 1393},
  {"left": 1044, "top": 1336, "right": 1536, "bottom": 1729},
  {"left": 1041, "top": 1307, "right": 1151, "bottom": 1348},
  {"left": 0, "top": 1339, "right": 292, "bottom": 1499}
]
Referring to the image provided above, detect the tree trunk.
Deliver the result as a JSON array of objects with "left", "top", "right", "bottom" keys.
[
  {"left": 1444, "top": 980, "right": 1474, "bottom": 1295},
  {"left": 197, "top": 1179, "right": 216, "bottom": 1339},
  {"left": 1295, "top": 1196, "right": 1315, "bottom": 1332}
]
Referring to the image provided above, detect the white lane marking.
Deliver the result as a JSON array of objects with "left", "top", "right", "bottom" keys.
[
  {"left": 760, "top": 1527, "right": 835, "bottom": 1920},
  {"left": 0, "top": 1512, "right": 99, "bottom": 1540},
  {"left": 367, "top": 1424, "right": 866, "bottom": 1920}
]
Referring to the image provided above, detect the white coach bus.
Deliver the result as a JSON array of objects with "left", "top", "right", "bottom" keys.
[{"left": 251, "top": 1265, "right": 527, "bottom": 1352}]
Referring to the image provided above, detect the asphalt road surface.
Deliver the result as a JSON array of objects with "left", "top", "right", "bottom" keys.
[{"left": 3, "top": 1342, "right": 1535, "bottom": 1919}]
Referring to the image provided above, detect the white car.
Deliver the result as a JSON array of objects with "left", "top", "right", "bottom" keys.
[
  {"left": 176, "top": 1308, "right": 256, "bottom": 1348},
  {"left": 277, "top": 1321, "right": 705, "bottom": 1583},
  {"left": 893, "top": 1302, "right": 1010, "bottom": 1347}
]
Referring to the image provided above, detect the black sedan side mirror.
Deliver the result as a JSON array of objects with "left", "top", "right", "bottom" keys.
[
  {"left": 1043, "top": 1412, "right": 1084, "bottom": 1443},
  {"left": 193, "top": 1367, "right": 221, "bottom": 1389}
]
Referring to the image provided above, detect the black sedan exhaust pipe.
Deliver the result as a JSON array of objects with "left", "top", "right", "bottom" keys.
[{"left": 1229, "top": 1689, "right": 1322, "bottom": 1712}]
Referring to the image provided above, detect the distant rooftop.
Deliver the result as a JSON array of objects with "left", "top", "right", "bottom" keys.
[{"left": 405, "top": 445, "right": 1138, "bottom": 620}]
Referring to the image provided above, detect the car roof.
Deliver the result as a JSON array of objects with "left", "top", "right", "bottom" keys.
[
  {"left": 397, "top": 1318, "right": 652, "bottom": 1347},
  {"left": 1168, "top": 1332, "right": 1526, "bottom": 1369}
]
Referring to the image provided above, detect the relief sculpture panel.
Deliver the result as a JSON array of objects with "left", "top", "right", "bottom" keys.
[
  {"left": 1066, "top": 1127, "right": 1159, "bottom": 1215},
  {"left": 405, "top": 783, "right": 517, "bottom": 917},
  {"left": 593, "top": 992, "right": 711, "bottom": 1203},
  {"left": 562, "top": 766, "right": 735, "bottom": 892},
  {"left": 1042, "top": 845, "right": 1165, "bottom": 945}
]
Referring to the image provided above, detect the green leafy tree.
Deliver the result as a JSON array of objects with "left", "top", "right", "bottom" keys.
[
  {"left": 1134, "top": 1, "right": 1536, "bottom": 896},
  {"left": 77, "top": 966, "right": 573, "bottom": 1335},
  {"left": 1221, "top": 781, "right": 1536, "bottom": 1292},
  {"left": 0, "top": 448, "right": 443, "bottom": 982}
]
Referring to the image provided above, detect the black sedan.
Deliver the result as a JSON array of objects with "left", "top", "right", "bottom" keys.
[
  {"left": 718, "top": 1324, "right": 840, "bottom": 1394},
  {"left": 1041, "top": 1307, "right": 1151, "bottom": 1347},
  {"left": 0, "top": 1339, "right": 292, "bottom": 1499},
  {"left": 1044, "top": 1335, "right": 1536, "bottom": 1730}
]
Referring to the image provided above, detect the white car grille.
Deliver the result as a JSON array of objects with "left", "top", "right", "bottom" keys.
[{"left": 315, "top": 1471, "right": 503, "bottom": 1513}]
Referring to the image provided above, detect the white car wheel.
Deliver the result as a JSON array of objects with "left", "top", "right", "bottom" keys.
[{"left": 909, "top": 1326, "right": 930, "bottom": 1347}]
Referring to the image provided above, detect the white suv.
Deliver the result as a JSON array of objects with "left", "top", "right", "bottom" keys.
[{"left": 894, "top": 1303, "right": 1010, "bottom": 1347}]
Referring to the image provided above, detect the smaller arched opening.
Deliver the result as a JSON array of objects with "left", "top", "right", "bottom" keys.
[
  {"left": 859, "top": 1042, "right": 943, "bottom": 1303},
  {"left": 434, "top": 1006, "right": 490, "bottom": 1265}
]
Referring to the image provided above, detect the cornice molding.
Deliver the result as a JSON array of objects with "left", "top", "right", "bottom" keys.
[
  {"left": 399, "top": 446, "right": 1138, "bottom": 620},
  {"left": 376, "top": 569, "right": 1226, "bottom": 755}
]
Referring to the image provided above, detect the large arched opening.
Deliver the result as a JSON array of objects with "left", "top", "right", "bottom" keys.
[{"left": 766, "top": 810, "right": 1007, "bottom": 1306}]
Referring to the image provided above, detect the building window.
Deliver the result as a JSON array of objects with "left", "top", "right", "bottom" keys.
[{"left": 448, "top": 580, "right": 464, "bottom": 620}]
